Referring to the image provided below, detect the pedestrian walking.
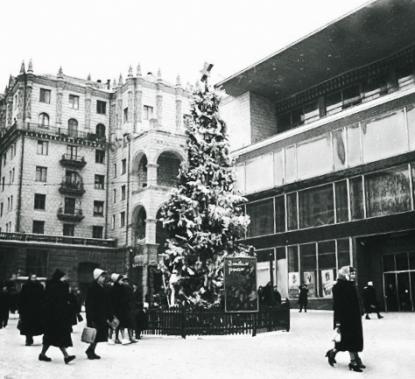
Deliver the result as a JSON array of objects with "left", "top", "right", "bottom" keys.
[
  {"left": 18, "top": 274, "right": 45, "bottom": 345},
  {"left": 85, "top": 268, "right": 114, "bottom": 359},
  {"left": 119, "top": 276, "right": 137, "bottom": 344},
  {"left": 362, "top": 281, "right": 383, "bottom": 320},
  {"left": 135, "top": 303, "right": 148, "bottom": 339},
  {"left": 0, "top": 283, "right": 10, "bottom": 329},
  {"left": 39, "top": 269, "right": 75, "bottom": 364},
  {"left": 325, "top": 266, "right": 365, "bottom": 372},
  {"left": 298, "top": 284, "right": 308, "bottom": 312},
  {"left": 68, "top": 286, "right": 83, "bottom": 326},
  {"left": 5, "top": 274, "right": 18, "bottom": 314},
  {"left": 109, "top": 273, "right": 124, "bottom": 344}
]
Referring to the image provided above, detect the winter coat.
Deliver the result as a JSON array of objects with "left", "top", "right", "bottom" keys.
[
  {"left": 362, "top": 286, "right": 378, "bottom": 312},
  {"left": 68, "top": 292, "right": 82, "bottom": 326},
  {"left": 118, "top": 284, "right": 134, "bottom": 328},
  {"left": 298, "top": 286, "right": 308, "bottom": 305},
  {"left": 18, "top": 280, "right": 45, "bottom": 336},
  {"left": 333, "top": 279, "right": 363, "bottom": 352},
  {"left": 85, "top": 281, "right": 113, "bottom": 342},
  {"left": 42, "top": 279, "right": 73, "bottom": 347},
  {"left": 0, "top": 290, "right": 10, "bottom": 328}
]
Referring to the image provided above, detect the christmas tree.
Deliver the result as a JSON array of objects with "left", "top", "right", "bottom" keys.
[{"left": 160, "top": 67, "right": 251, "bottom": 309}]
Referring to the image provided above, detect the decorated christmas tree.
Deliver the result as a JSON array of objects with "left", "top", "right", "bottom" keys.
[{"left": 160, "top": 66, "right": 251, "bottom": 309}]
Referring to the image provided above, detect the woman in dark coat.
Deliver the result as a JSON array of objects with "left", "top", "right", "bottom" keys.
[
  {"left": 18, "top": 274, "right": 45, "bottom": 345},
  {"left": 0, "top": 283, "right": 10, "bottom": 329},
  {"left": 325, "top": 266, "right": 364, "bottom": 372},
  {"left": 39, "top": 269, "right": 75, "bottom": 364},
  {"left": 85, "top": 268, "right": 114, "bottom": 359},
  {"left": 298, "top": 284, "right": 308, "bottom": 312}
]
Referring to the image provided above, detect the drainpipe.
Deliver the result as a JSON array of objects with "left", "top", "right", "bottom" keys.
[
  {"left": 125, "top": 135, "right": 131, "bottom": 246},
  {"left": 104, "top": 140, "right": 110, "bottom": 239}
]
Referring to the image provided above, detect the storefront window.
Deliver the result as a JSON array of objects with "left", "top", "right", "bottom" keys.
[
  {"left": 350, "top": 176, "right": 364, "bottom": 220},
  {"left": 299, "top": 184, "right": 334, "bottom": 228},
  {"left": 337, "top": 239, "right": 351, "bottom": 269},
  {"left": 300, "top": 243, "right": 317, "bottom": 297},
  {"left": 288, "top": 245, "right": 299, "bottom": 298},
  {"left": 274, "top": 195, "right": 285, "bottom": 233},
  {"left": 287, "top": 193, "right": 298, "bottom": 230},
  {"left": 335, "top": 180, "right": 349, "bottom": 223},
  {"left": 365, "top": 165, "right": 411, "bottom": 217},
  {"left": 333, "top": 129, "right": 346, "bottom": 170},
  {"left": 246, "top": 199, "right": 274, "bottom": 237},
  {"left": 318, "top": 241, "right": 336, "bottom": 298},
  {"left": 347, "top": 123, "right": 361, "bottom": 167}
]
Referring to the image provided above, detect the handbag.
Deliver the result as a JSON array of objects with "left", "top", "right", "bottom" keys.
[{"left": 81, "top": 326, "right": 97, "bottom": 343}]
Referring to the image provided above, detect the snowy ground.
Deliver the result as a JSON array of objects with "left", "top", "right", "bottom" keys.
[{"left": 1, "top": 310, "right": 414, "bottom": 379}]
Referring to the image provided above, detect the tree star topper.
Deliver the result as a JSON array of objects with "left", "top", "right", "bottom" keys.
[{"left": 200, "top": 62, "right": 214, "bottom": 83}]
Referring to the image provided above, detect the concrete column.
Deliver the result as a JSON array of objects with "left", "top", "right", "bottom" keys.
[
  {"left": 146, "top": 162, "right": 158, "bottom": 186},
  {"left": 145, "top": 218, "right": 157, "bottom": 244}
]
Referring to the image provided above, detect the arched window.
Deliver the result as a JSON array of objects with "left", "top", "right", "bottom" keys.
[
  {"left": 96, "top": 124, "right": 106, "bottom": 139},
  {"left": 68, "top": 118, "right": 78, "bottom": 137},
  {"left": 39, "top": 113, "right": 49, "bottom": 128},
  {"left": 157, "top": 151, "right": 182, "bottom": 186}
]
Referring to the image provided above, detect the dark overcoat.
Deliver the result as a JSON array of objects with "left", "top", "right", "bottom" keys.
[
  {"left": 298, "top": 287, "right": 308, "bottom": 306},
  {"left": 0, "top": 289, "right": 10, "bottom": 328},
  {"left": 85, "top": 281, "right": 113, "bottom": 342},
  {"left": 333, "top": 279, "right": 363, "bottom": 352},
  {"left": 18, "top": 280, "right": 45, "bottom": 336},
  {"left": 43, "top": 279, "right": 73, "bottom": 347},
  {"left": 362, "top": 286, "right": 378, "bottom": 311}
]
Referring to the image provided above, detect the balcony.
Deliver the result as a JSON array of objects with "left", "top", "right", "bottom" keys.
[
  {"left": 59, "top": 179, "right": 85, "bottom": 196},
  {"left": 60, "top": 154, "right": 86, "bottom": 169},
  {"left": 57, "top": 207, "right": 84, "bottom": 222}
]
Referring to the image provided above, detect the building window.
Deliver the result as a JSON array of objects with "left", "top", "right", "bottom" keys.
[
  {"left": 93, "top": 201, "right": 104, "bottom": 217},
  {"left": 37, "top": 140, "right": 49, "bottom": 155},
  {"left": 317, "top": 241, "right": 336, "bottom": 298},
  {"left": 10, "top": 196, "right": 13, "bottom": 211},
  {"left": 34, "top": 194, "right": 46, "bottom": 210},
  {"left": 97, "top": 101, "right": 106, "bottom": 114},
  {"left": 246, "top": 199, "right": 274, "bottom": 237},
  {"left": 32, "top": 220, "right": 45, "bottom": 234},
  {"left": 68, "top": 119, "right": 78, "bottom": 137},
  {"left": 35, "top": 166, "right": 47, "bottom": 182},
  {"left": 2, "top": 154, "right": 6, "bottom": 166},
  {"left": 124, "top": 107, "right": 129, "bottom": 123},
  {"left": 94, "top": 175, "right": 105, "bottom": 189},
  {"left": 69, "top": 94, "right": 79, "bottom": 110},
  {"left": 39, "top": 113, "right": 50, "bottom": 127},
  {"left": 121, "top": 185, "right": 126, "bottom": 200},
  {"left": 12, "top": 168, "right": 14, "bottom": 183},
  {"left": 64, "top": 197, "right": 76, "bottom": 214},
  {"left": 92, "top": 226, "right": 103, "bottom": 239},
  {"left": 0, "top": 202, "right": 3, "bottom": 217},
  {"left": 299, "top": 184, "right": 334, "bottom": 228},
  {"left": 143, "top": 105, "right": 153, "bottom": 120},
  {"left": 350, "top": 176, "right": 364, "bottom": 220},
  {"left": 112, "top": 215, "right": 115, "bottom": 230},
  {"left": 95, "top": 149, "right": 105, "bottom": 164},
  {"left": 63, "top": 224, "right": 75, "bottom": 236},
  {"left": 1, "top": 177, "right": 4, "bottom": 191},
  {"left": 335, "top": 181, "right": 348, "bottom": 223},
  {"left": 113, "top": 189, "right": 117, "bottom": 203},
  {"left": 39, "top": 88, "right": 51, "bottom": 104},
  {"left": 121, "top": 159, "right": 126, "bottom": 175},
  {"left": 287, "top": 193, "right": 298, "bottom": 230},
  {"left": 66, "top": 145, "right": 78, "bottom": 159},
  {"left": 120, "top": 211, "right": 125, "bottom": 227},
  {"left": 113, "top": 163, "right": 117, "bottom": 178},
  {"left": 96, "top": 124, "right": 106, "bottom": 139},
  {"left": 274, "top": 195, "right": 285, "bottom": 233}
]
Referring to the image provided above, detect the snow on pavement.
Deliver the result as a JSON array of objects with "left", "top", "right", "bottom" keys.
[{"left": 1, "top": 310, "right": 414, "bottom": 379}]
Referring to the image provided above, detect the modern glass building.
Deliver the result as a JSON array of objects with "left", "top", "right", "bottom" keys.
[{"left": 218, "top": 0, "right": 415, "bottom": 310}]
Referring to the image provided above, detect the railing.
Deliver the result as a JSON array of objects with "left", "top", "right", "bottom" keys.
[
  {"left": 61, "top": 154, "right": 86, "bottom": 165},
  {"left": 60, "top": 179, "right": 84, "bottom": 191},
  {"left": 0, "top": 231, "right": 117, "bottom": 247},
  {"left": 144, "top": 303, "right": 290, "bottom": 337},
  {"left": 57, "top": 207, "right": 84, "bottom": 222}
]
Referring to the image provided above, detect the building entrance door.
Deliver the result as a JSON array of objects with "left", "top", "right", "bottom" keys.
[{"left": 382, "top": 252, "right": 415, "bottom": 311}]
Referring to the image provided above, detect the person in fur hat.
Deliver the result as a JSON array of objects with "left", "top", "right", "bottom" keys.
[
  {"left": 38, "top": 269, "right": 75, "bottom": 364},
  {"left": 85, "top": 268, "right": 114, "bottom": 359},
  {"left": 325, "top": 266, "right": 365, "bottom": 372}
]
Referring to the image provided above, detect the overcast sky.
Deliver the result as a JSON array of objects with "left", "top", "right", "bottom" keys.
[{"left": 0, "top": 0, "right": 370, "bottom": 90}]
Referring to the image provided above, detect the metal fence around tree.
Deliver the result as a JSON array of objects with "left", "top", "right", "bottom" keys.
[{"left": 144, "top": 303, "right": 290, "bottom": 337}]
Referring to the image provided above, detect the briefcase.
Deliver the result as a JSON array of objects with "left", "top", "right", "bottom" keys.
[{"left": 81, "top": 327, "right": 97, "bottom": 343}]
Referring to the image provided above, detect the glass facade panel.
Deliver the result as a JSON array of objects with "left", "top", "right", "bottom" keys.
[
  {"left": 257, "top": 249, "right": 274, "bottom": 263},
  {"left": 297, "top": 136, "right": 332, "bottom": 180},
  {"left": 407, "top": 107, "right": 415, "bottom": 150},
  {"left": 383, "top": 254, "right": 395, "bottom": 272},
  {"left": 276, "top": 247, "right": 286, "bottom": 260},
  {"left": 319, "top": 241, "right": 336, "bottom": 298},
  {"left": 350, "top": 177, "right": 364, "bottom": 220},
  {"left": 274, "top": 195, "right": 285, "bottom": 233},
  {"left": 362, "top": 111, "right": 408, "bottom": 163},
  {"left": 285, "top": 146, "right": 297, "bottom": 183},
  {"left": 245, "top": 153, "right": 273, "bottom": 193},
  {"left": 335, "top": 180, "right": 348, "bottom": 222},
  {"left": 347, "top": 124, "right": 361, "bottom": 167},
  {"left": 300, "top": 243, "right": 317, "bottom": 297},
  {"left": 299, "top": 184, "right": 334, "bottom": 228},
  {"left": 337, "top": 239, "right": 351, "bottom": 269},
  {"left": 273, "top": 149, "right": 284, "bottom": 186},
  {"left": 396, "top": 252, "right": 409, "bottom": 271},
  {"left": 365, "top": 165, "right": 411, "bottom": 217},
  {"left": 287, "top": 193, "right": 298, "bottom": 230},
  {"left": 288, "top": 246, "right": 299, "bottom": 272},
  {"left": 246, "top": 199, "right": 274, "bottom": 237},
  {"left": 409, "top": 252, "right": 415, "bottom": 270},
  {"left": 333, "top": 129, "right": 346, "bottom": 170}
]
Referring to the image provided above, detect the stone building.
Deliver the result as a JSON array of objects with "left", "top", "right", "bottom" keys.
[
  {"left": 0, "top": 62, "right": 191, "bottom": 300},
  {"left": 219, "top": 0, "right": 415, "bottom": 311}
]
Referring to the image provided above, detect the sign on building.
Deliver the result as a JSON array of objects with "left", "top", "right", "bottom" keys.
[{"left": 224, "top": 256, "right": 258, "bottom": 312}]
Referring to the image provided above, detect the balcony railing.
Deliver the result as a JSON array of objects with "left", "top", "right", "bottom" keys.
[
  {"left": 0, "top": 231, "right": 117, "bottom": 247},
  {"left": 1, "top": 122, "right": 106, "bottom": 143},
  {"left": 57, "top": 207, "right": 84, "bottom": 222},
  {"left": 60, "top": 154, "right": 87, "bottom": 168},
  {"left": 59, "top": 179, "right": 85, "bottom": 196}
]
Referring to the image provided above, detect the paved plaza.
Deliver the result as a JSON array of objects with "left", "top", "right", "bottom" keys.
[{"left": 1, "top": 310, "right": 414, "bottom": 379}]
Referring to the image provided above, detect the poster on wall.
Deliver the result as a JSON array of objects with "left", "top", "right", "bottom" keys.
[
  {"left": 303, "top": 271, "right": 316, "bottom": 297},
  {"left": 224, "top": 257, "right": 258, "bottom": 313},
  {"left": 321, "top": 269, "right": 334, "bottom": 298},
  {"left": 288, "top": 272, "right": 300, "bottom": 298}
]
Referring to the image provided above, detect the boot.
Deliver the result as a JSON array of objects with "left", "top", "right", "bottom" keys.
[
  {"left": 38, "top": 354, "right": 52, "bottom": 362},
  {"left": 325, "top": 349, "right": 337, "bottom": 367},
  {"left": 26, "top": 336, "right": 33, "bottom": 346},
  {"left": 349, "top": 361, "right": 363, "bottom": 372},
  {"left": 64, "top": 355, "right": 76, "bottom": 364},
  {"left": 355, "top": 355, "right": 366, "bottom": 369}
]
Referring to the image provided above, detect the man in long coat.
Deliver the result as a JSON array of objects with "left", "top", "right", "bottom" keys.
[
  {"left": 362, "top": 281, "right": 383, "bottom": 319},
  {"left": 18, "top": 274, "right": 45, "bottom": 345},
  {"left": 85, "top": 268, "right": 114, "bottom": 359},
  {"left": 0, "top": 283, "right": 10, "bottom": 329}
]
